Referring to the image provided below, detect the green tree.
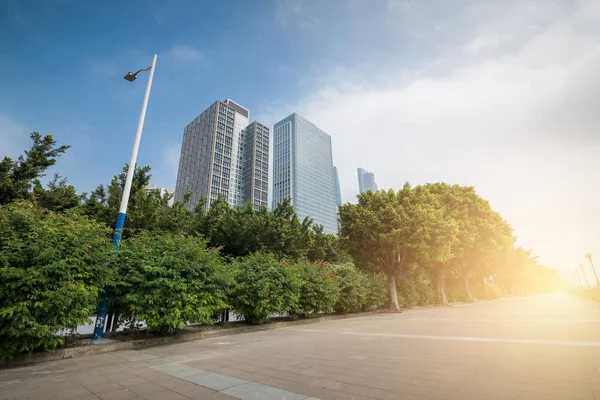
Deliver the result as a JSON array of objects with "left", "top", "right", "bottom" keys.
[
  {"left": 419, "top": 183, "right": 513, "bottom": 304},
  {"left": 192, "top": 198, "right": 346, "bottom": 262},
  {"left": 339, "top": 185, "right": 456, "bottom": 311},
  {"left": 32, "top": 173, "right": 80, "bottom": 212},
  {"left": 0, "top": 202, "right": 113, "bottom": 362},
  {"left": 81, "top": 164, "right": 193, "bottom": 237},
  {"left": 0, "top": 133, "right": 70, "bottom": 205}
]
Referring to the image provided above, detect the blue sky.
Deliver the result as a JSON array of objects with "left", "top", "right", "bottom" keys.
[{"left": 2, "top": 0, "right": 600, "bottom": 277}]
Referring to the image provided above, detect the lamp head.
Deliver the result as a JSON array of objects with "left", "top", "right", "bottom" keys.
[{"left": 123, "top": 72, "right": 137, "bottom": 82}]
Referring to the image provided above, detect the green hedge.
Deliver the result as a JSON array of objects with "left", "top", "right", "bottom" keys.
[
  {"left": 0, "top": 202, "right": 113, "bottom": 362},
  {"left": 229, "top": 253, "right": 301, "bottom": 324},
  {"left": 297, "top": 260, "right": 340, "bottom": 317},
  {"left": 0, "top": 205, "right": 417, "bottom": 362},
  {"left": 111, "top": 232, "right": 229, "bottom": 335}
]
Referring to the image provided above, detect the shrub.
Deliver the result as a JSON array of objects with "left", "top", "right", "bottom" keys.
[
  {"left": 229, "top": 253, "right": 301, "bottom": 324},
  {"left": 363, "top": 273, "right": 388, "bottom": 311},
  {"left": 470, "top": 282, "right": 503, "bottom": 300},
  {"left": 486, "top": 282, "right": 503, "bottom": 299},
  {"left": 331, "top": 263, "right": 368, "bottom": 314},
  {"left": 111, "top": 232, "right": 229, "bottom": 335},
  {"left": 416, "top": 280, "right": 435, "bottom": 306},
  {"left": 296, "top": 260, "right": 340, "bottom": 317},
  {"left": 0, "top": 202, "right": 113, "bottom": 362},
  {"left": 397, "top": 275, "right": 435, "bottom": 307}
]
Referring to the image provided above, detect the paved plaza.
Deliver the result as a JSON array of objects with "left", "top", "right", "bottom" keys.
[{"left": 1, "top": 293, "right": 599, "bottom": 400}]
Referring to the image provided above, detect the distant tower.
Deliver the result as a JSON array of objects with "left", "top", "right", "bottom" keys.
[
  {"left": 333, "top": 167, "right": 342, "bottom": 206},
  {"left": 357, "top": 167, "right": 377, "bottom": 193},
  {"left": 272, "top": 113, "right": 338, "bottom": 234},
  {"left": 174, "top": 99, "right": 269, "bottom": 211}
]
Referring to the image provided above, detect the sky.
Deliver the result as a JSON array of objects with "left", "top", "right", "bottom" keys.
[{"left": 1, "top": 0, "right": 599, "bottom": 281}]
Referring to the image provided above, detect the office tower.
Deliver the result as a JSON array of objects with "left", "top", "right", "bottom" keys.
[
  {"left": 174, "top": 99, "right": 269, "bottom": 211},
  {"left": 333, "top": 166, "right": 342, "bottom": 206},
  {"left": 243, "top": 121, "right": 270, "bottom": 209},
  {"left": 272, "top": 113, "right": 338, "bottom": 234},
  {"left": 357, "top": 167, "right": 378, "bottom": 193}
]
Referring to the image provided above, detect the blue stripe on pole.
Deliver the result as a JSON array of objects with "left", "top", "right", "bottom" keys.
[
  {"left": 113, "top": 212, "right": 126, "bottom": 250},
  {"left": 92, "top": 212, "right": 127, "bottom": 340}
]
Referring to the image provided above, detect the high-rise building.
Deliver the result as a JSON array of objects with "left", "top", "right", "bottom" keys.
[
  {"left": 272, "top": 113, "right": 338, "bottom": 234},
  {"left": 174, "top": 99, "right": 269, "bottom": 211},
  {"left": 243, "top": 121, "right": 270, "bottom": 209},
  {"left": 333, "top": 166, "right": 342, "bottom": 206},
  {"left": 357, "top": 167, "right": 377, "bottom": 193}
]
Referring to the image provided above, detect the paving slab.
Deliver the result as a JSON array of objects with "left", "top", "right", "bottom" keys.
[{"left": 1, "top": 293, "right": 599, "bottom": 399}]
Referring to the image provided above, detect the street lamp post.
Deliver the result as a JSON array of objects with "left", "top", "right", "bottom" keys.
[
  {"left": 575, "top": 269, "right": 583, "bottom": 288},
  {"left": 93, "top": 54, "right": 158, "bottom": 340}
]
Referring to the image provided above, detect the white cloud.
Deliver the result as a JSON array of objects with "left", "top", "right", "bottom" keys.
[
  {"left": 262, "top": 0, "right": 600, "bottom": 273},
  {"left": 0, "top": 113, "right": 28, "bottom": 159},
  {"left": 152, "top": 142, "right": 181, "bottom": 190},
  {"left": 169, "top": 45, "right": 207, "bottom": 64}
]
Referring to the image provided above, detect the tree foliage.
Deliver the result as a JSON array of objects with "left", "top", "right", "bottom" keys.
[
  {"left": 297, "top": 260, "right": 340, "bottom": 317},
  {"left": 339, "top": 185, "right": 457, "bottom": 311},
  {"left": 0, "top": 133, "right": 70, "bottom": 205},
  {"left": 0, "top": 202, "right": 113, "bottom": 362},
  {"left": 110, "top": 232, "right": 229, "bottom": 335},
  {"left": 229, "top": 253, "right": 301, "bottom": 324}
]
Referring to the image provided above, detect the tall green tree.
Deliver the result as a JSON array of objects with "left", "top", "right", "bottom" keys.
[
  {"left": 420, "top": 183, "right": 513, "bottom": 303},
  {"left": 339, "top": 185, "right": 457, "bottom": 311},
  {"left": 0, "top": 133, "right": 69, "bottom": 204},
  {"left": 32, "top": 173, "right": 80, "bottom": 212},
  {"left": 81, "top": 164, "right": 192, "bottom": 237}
]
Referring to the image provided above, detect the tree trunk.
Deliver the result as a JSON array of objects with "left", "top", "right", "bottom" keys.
[
  {"left": 588, "top": 259, "right": 600, "bottom": 287},
  {"left": 388, "top": 272, "right": 401, "bottom": 312},
  {"left": 464, "top": 275, "right": 474, "bottom": 302},
  {"left": 437, "top": 269, "right": 448, "bottom": 305}
]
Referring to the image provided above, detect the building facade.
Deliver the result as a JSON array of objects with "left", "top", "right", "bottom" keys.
[
  {"left": 357, "top": 167, "right": 378, "bottom": 193},
  {"left": 333, "top": 166, "right": 342, "bottom": 206},
  {"left": 243, "top": 121, "right": 270, "bottom": 209},
  {"left": 272, "top": 113, "right": 338, "bottom": 234},
  {"left": 174, "top": 99, "right": 269, "bottom": 211}
]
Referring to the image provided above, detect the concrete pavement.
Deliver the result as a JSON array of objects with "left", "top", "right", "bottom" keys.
[{"left": 1, "top": 293, "right": 599, "bottom": 399}]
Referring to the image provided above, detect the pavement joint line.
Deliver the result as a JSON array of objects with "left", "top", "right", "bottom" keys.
[
  {"left": 382, "top": 318, "right": 600, "bottom": 323},
  {"left": 152, "top": 363, "right": 320, "bottom": 399},
  {"left": 340, "top": 331, "right": 600, "bottom": 347}
]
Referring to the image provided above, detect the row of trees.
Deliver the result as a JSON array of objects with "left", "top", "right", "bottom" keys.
[
  {"left": 339, "top": 184, "right": 564, "bottom": 310},
  {"left": 0, "top": 132, "right": 565, "bottom": 361}
]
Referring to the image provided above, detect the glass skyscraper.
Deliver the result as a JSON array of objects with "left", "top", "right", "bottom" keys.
[
  {"left": 174, "top": 99, "right": 269, "bottom": 211},
  {"left": 333, "top": 166, "right": 342, "bottom": 206},
  {"left": 357, "top": 167, "right": 378, "bottom": 193},
  {"left": 272, "top": 113, "right": 338, "bottom": 234}
]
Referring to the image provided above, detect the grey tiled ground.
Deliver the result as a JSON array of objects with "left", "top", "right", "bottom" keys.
[{"left": 1, "top": 293, "right": 599, "bottom": 399}]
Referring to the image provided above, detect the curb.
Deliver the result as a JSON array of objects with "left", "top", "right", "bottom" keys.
[{"left": 1, "top": 311, "right": 378, "bottom": 369}]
